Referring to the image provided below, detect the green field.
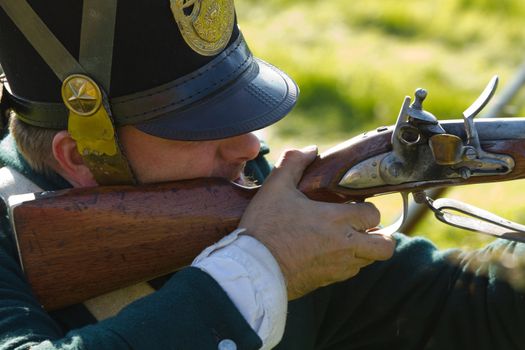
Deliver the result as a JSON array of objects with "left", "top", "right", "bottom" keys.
[{"left": 238, "top": 0, "right": 525, "bottom": 249}]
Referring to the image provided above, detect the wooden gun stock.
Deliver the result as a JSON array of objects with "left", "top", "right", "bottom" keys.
[
  {"left": 13, "top": 179, "right": 255, "bottom": 311},
  {"left": 11, "top": 119, "right": 525, "bottom": 310}
]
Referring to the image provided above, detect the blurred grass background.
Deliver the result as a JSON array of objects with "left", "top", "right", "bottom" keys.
[{"left": 238, "top": 0, "right": 525, "bottom": 250}]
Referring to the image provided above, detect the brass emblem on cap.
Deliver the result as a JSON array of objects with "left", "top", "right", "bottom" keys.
[
  {"left": 170, "top": 0, "right": 235, "bottom": 56},
  {"left": 61, "top": 74, "right": 137, "bottom": 185},
  {"left": 61, "top": 75, "right": 102, "bottom": 116}
]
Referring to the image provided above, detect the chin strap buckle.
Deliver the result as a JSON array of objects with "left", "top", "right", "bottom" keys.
[{"left": 413, "top": 191, "right": 525, "bottom": 242}]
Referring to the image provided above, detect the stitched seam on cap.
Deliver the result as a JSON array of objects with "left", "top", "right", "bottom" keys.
[
  {"left": 113, "top": 38, "right": 245, "bottom": 105},
  {"left": 118, "top": 55, "right": 252, "bottom": 120},
  {"left": 245, "top": 83, "right": 280, "bottom": 107}
]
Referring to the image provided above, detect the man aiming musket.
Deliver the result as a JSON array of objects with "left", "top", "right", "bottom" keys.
[{"left": 0, "top": 1, "right": 524, "bottom": 349}]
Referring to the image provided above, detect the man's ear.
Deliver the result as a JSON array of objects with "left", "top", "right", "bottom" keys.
[{"left": 51, "top": 131, "right": 98, "bottom": 188}]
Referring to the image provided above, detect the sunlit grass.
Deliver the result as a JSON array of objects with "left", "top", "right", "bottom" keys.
[{"left": 238, "top": 0, "right": 525, "bottom": 249}]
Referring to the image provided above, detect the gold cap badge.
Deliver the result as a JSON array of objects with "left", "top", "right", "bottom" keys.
[
  {"left": 170, "top": 0, "right": 235, "bottom": 56},
  {"left": 62, "top": 75, "right": 102, "bottom": 116}
]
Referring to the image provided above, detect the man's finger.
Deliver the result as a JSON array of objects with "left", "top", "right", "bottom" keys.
[
  {"left": 268, "top": 146, "right": 318, "bottom": 186},
  {"left": 325, "top": 202, "right": 381, "bottom": 231},
  {"left": 348, "top": 202, "right": 381, "bottom": 231},
  {"left": 350, "top": 232, "right": 396, "bottom": 261}
]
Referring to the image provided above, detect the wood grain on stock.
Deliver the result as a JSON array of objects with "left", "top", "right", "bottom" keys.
[
  {"left": 12, "top": 126, "right": 525, "bottom": 310},
  {"left": 299, "top": 129, "right": 392, "bottom": 201},
  {"left": 13, "top": 179, "right": 254, "bottom": 310}
]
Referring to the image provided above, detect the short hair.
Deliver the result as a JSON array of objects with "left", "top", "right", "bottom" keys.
[{"left": 9, "top": 111, "right": 58, "bottom": 176}]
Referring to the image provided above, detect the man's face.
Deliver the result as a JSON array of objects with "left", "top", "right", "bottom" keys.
[{"left": 118, "top": 126, "right": 261, "bottom": 184}]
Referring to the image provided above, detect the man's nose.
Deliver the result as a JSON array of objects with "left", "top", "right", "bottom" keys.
[{"left": 219, "top": 133, "right": 261, "bottom": 162}]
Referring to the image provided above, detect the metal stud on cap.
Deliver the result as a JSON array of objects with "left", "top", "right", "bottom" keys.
[{"left": 61, "top": 75, "right": 102, "bottom": 116}]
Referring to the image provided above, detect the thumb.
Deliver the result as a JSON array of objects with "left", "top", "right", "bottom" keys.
[{"left": 270, "top": 146, "right": 318, "bottom": 187}]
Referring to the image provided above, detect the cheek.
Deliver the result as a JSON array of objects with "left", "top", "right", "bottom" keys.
[
  {"left": 119, "top": 126, "right": 221, "bottom": 184},
  {"left": 128, "top": 143, "right": 218, "bottom": 183}
]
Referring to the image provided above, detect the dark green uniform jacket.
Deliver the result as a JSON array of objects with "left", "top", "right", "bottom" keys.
[{"left": 0, "top": 134, "right": 524, "bottom": 350}]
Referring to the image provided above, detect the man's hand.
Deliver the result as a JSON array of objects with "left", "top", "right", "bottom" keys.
[{"left": 240, "top": 146, "right": 395, "bottom": 300}]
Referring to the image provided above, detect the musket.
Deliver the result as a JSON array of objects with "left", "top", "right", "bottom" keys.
[{"left": 8, "top": 76, "right": 525, "bottom": 310}]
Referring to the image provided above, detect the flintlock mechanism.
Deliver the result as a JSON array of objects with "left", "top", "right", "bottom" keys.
[
  {"left": 338, "top": 76, "right": 525, "bottom": 241},
  {"left": 340, "top": 76, "right": 514, "bottom": 188}
]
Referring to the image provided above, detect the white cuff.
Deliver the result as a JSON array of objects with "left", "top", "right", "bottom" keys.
[{"left": 192, "top": 229, "right": 287, "bottom": 350}]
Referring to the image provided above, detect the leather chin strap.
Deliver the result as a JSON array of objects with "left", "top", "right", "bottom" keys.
[
  {"left": 0, "top": 0, "right": 136, "bottom": 185},
  {"left": 79, "top": 0, "right": 117, "bottom": 92},
  {"left": 0, "top": 0, "right": 85, "bottom": 81},
  {"left": 0, "top": 0, "right": 114, "bottom": 89},
  {"left": 0, "top": 75, "right": 8, "bottom": 131}
]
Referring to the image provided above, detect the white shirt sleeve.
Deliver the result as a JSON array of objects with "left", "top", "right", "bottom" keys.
[{"left": 192, "top": 229, "right": 287, "bottom": 350}]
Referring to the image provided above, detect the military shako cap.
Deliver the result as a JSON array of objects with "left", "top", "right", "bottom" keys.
[{"left": 0, "top": 0, "right": 298, "bottom": 141}]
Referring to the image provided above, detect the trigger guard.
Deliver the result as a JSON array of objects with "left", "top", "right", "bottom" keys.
[{"left": 373, "top": 192, "right": 409, "bottom": 236}]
